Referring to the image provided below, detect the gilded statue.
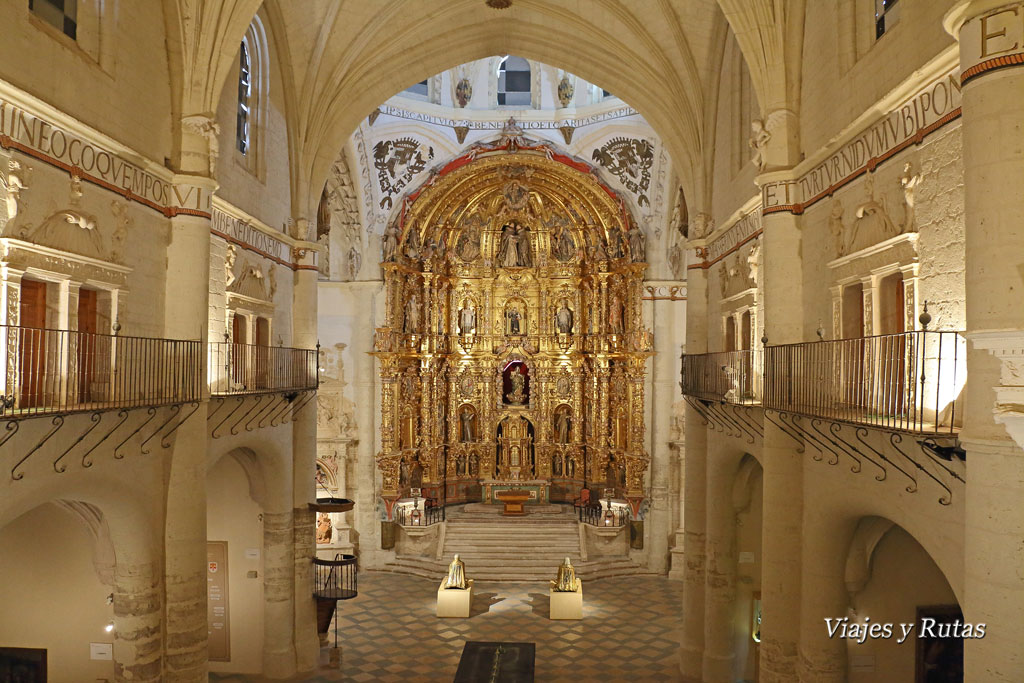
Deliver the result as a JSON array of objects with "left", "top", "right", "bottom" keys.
[
  {"left": 507, "top": 307, "right": 522, "bottom": 335},
  {"left": 382, "top": 223, "right": 400, "bottom": 262},
  {"left": 404, "top": 294, "right": 420, "bottom": 333},
  {"left": 506, "top": 366, "right": 527, "bottom": 404},
  {"left": 554, "top": 226, "right": 575, "bottom": 262},
  {"left": 459, "top": 303, "right": 477, "bottom": 334},
  {"left": 555, "top": 301, "right": 573, "bottom": 334},
  {"left": 628, "top": 226, "right": 646, "bottom": 262},
  {"left": 444, "top": 554, "right": 468, "bottom": 589},
  {"left": 609, "top": 294, "right": 624, "bottom": 334},
  {"left": 551, "top": 557, "right": 581, "bottom": 592},
  {"left": 459, "top": 407, "right": 476, "bottom": 442},
  {"left": 555, "top": 409, "right": 571, "bottom": 444}
]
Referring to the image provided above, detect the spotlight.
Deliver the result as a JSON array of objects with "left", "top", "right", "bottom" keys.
[{"left": 105, "top": 621, "right": 115, "bottom": 633}]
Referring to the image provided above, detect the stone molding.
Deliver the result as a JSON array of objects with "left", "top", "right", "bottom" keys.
[{"left": 969, "top": 330, "right": 1024, "bottom": 449}]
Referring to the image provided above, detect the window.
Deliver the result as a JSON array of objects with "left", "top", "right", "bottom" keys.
[
  {"left": 497, "top": 56, "right": 531, "bottom": 106},
  {"left": 405, "top": 80, "right": 428, "bottom": 97},
  {"left": 29, "top": 0, "right": 76, "bottom": 40},
  {"left": 235, "top": 17, "right": 269, "bottom": 175},
  {"left": 875, "top": 0, "right": 899, "bottom": 39},
  {"left": 237, "top": 41, "right": 252, "bottom": 155}
]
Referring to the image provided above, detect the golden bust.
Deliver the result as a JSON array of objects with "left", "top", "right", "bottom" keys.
[
  {"left": 443, "top": 554, "right": 467, "bottom": 589},
  {"left": 551, "top": 556, "right": 580, "bottom": 592}
]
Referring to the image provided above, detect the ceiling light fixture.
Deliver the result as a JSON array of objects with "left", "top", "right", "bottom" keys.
[{"left": 486, "top": 0, "right": 512, "bottom": 8}]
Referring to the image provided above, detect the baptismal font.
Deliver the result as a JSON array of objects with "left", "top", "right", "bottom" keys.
[{"left": 372, "top": 131, "right": 652, "bottom": 526}]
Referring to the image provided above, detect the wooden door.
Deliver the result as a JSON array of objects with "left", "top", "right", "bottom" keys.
[
  {"left": 18, "top": 280, "right": 48, "bottom": 408},
  {"left": 76, "top": 289, "right": 98, "bottom": 402},
  {"left": 231, "top": 314, "right": 247, "bottom": 388},
  {"left": 878, "top": 273, "right": 906, "bottom": 422},
  {"left": 255, "top": 317, "right": 270, "bottom": 388}
]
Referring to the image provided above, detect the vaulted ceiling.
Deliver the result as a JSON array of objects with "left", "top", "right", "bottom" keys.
[{"left": 163, "top": 0, "right": 805, "bottom": 220}]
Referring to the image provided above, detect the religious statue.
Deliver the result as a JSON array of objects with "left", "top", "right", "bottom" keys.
[
  {"left": 403, "top": 228, "right": 422, "bottom": 260},
  {"left": 555, "top": 409, "right": 571, "bottom": 444},
  {"left": 404, "top": 293, "right": 420, "bottom": 333},
  {"left": 507, "top": 307, "right": 522, "bottom": 335},
  {"left": 628, "top": 226, "right": 646, "bottom": 262},
  {"left": 382, "top": 223, "right": 400, "bottom": 262},
  {"left": 609, "top": 295, "right": 624, "bottom": 334},
  {"left": 347, "top": 246, "right": 362, "bottom": 281},
  {"left": 443, "top": 554, "right": 468, "bottom": 589},
  {"left": 497, "top": 222, "right": 532, "bottom": 267},
  {"left": 606, "top": 224, "right": 624, "bottom": 259},
  {"left": 551, "top": 557, "right": 581, "bottom": 592},
  {"left": 555, "top": 300, "right": 573, "bottom": 334},
  {"left": 455, "top": 225, "right": 481, "bottom": 261},
  {"left": 316, "top": 513, "right": 333, "bottom": 544},
  {"left": 459, "top": 302, "right": 477, "bottom": 334},
  {"left": 506, "top": 366, "right": 527, "bottom": 404},
  {"left": 749, "top": 118, "right": 771, "bottom": 171},
  {"left": 554, "top": 226, "right": 576, "bottom": 262},
  {"left": 459, "top": 406, "right": 476, "bottom": 442}
]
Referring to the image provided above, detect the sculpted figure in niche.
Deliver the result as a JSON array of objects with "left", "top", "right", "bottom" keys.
[
  {"left": 507, "top": 306, "right": 522, "bottom": 335},
  {"left": 555, "top": 407, "right": 571, "bottom": 444},
  {"left": 404, "top": 293, "right": 420, "bottom": 333},
  {"left": 850, "top": 173, "right": 897, "bottom": 254},
  {"left": 749, "top": 119, "right": 771, "bottom": 171},
  {"left": 316, "top": 513, "right": 333, "bottom": 544},
  {"left": 403, "top": 228, "right": 422, "bottom": 260},
  {"left": 455, "top": 224, "right": 481, "bottom": 261},
  {"left": 628, "top": 226, "right": 646, "bottom": 262},
  {"left": 459, "top": 302, "right": 477, "bottom": 334},
  {"left": 382, "top": 223, "right": 400, "bottom": 262},
  {"left": 506, "top": 366, "right": 527, "bottom": 404},
  {"left": 554, "top": 226, "right": 576, "bottom": 262},
  {"left": 347, "top": 246, "right": 362, "bottom": 281},
  {"left": 609, "top": 294, "right": 624, "bottom": 334},
  {"left": 899, "top": 161, "right": 920, "bottom": 232},
  {"left": 469, "top": 453, "right": 479, "bottom": 476},
  {"left": 497, "top": 221, "right": 532, "bottom": 267},
  {"left": 606, "top": 224, "right": 624, "bottom": 259},
  {"left": 459, "top": 405, "right": 477, "bottom": 442},
  {"left": 555, "top": 300, "right": 574, "bottom": 334},
  {"left": 829, "top": 200, "right": 846, "bottom": 257}
]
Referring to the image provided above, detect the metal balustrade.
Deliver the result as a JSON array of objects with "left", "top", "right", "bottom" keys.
[
  {"left": 395, "top": 503, "right": 445, "bottom": 526},
  {"left": 577, "top": 503, "right": 629, "bottom": 527},
  {"left": 313, "top": 553, "right": 358, "bottom": 601},
  {"left": 208, "top": 342, "right": 318, "bottom": 396},
  {"left": 679, "top": 350, "right": 761, "bottom": 403},
  {"left": 1, "top": 324, "right": 202, "bottom": 418},
  {"left": 763, "top": 331, "right": 965, "bottom": 434},
  {"left": 681, "top": 331, "right": 966, "bottom": 434}
]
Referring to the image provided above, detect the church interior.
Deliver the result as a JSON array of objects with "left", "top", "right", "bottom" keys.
[{"left": 0, "top": 0, "right": 1021, "bottom": 681}]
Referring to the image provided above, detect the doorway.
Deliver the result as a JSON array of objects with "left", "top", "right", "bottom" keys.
[{"left": 18, "top": 279, "right": 49, "bottom": 409}]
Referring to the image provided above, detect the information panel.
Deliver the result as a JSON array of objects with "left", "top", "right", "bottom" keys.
[{"left": 207, "top": 541, "right": 230, "bottom": 661}]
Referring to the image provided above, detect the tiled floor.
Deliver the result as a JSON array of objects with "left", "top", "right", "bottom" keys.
[{"left": 211, "top": 570, "right": 682, "bottom": 682}]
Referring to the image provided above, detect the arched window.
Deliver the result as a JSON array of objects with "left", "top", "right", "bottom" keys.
[
  {"left": 497, "top": 56, "right": 531, "bottom": 106},
  {"left": 235, "top": 17, "right": 269, "bottom": 176},
  {"left": 236, "top": 41, "right": 252, "bottom": 155}
]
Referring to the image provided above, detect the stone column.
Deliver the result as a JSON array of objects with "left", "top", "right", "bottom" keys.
[
  {"left": 756, "top": 112, "right": 805, "bottom": 683},
  {"left": 292, "top": 239, "right": 321, "bottom": 672},
  {"left": 161, "top": 169, "right": 216, "bottom": 683},
  {"left": 0, "top": 266, "right": 24, "bottom": 405},
  {"left": 263, "top": 509, "right": 297, "bottom": 678},
  {"left": 667, "top": 441, "right": 687, "bottom": 580},
  {"left": 945, "top": 3, "right": 1024, "bottom": 679},
  {"left": 796, "top": 498, "right": 852, "bottom": 682},
  {"left": 679, "top": 259, "right": 708, "bottom": 681},
  {"left": 702, "top": 439, "right": 738, "bottom": 682},
  {"left": 112, "top": 558, "right": 163, "bottom": 682}
]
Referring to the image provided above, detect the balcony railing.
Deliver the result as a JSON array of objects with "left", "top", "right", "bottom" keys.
[
  {"left": 1, "top": 324, "right": 203, "bottom": 418},
  {"left": 763, "top": 331, "right": 965, "bottom": 434},
  {"left": 680, "top": 350, "right": 761, "bottom": 403},
  {"left": 208, "top": 342, "right": 318, "bottom": 396},
  {"left": 681, "top": 331, "right": 966, "bottom": 434}
]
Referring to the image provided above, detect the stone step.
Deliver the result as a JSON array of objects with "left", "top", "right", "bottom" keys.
[{"left": 381, "top": 556, "right": 648, "bottom": 583}]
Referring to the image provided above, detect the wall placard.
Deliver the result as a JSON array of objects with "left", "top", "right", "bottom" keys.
[{"left": 207, "top": 541, "right": 231, "bottom": 662}]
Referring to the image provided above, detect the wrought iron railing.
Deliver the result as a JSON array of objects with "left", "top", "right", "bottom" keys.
[
  {"left": 680, "top": 350, "right": 761, "bottom": 403},
  {"left": 577, "top": 503, "right": 629, "bottom": 527},
  {"left": 313, "top": 553, "right": 358, "bottom": 601},
  {"left": 1, "top": 324, "right": 203, "bottom": 418},
  {"left": 763, "top": 331, "right": 965, "bottom": 434},
  {"left": 395, "top": 504, "right": 445, "bottom": 527},
  {"left": 208, "top": 342, "right": 318, "bottom": 395}
]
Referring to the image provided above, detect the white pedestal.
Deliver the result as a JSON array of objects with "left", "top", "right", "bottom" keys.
[
  {"left": 436, "top": 580, "right": 474, "bottom": 618},
  {"left": 549, "top": 585, "right": 583, "bottom": 620}
]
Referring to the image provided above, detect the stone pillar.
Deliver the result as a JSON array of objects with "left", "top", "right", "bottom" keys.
[
  {"left": 263, "top": 510, "right": 298, "bottom": 678},
  {"left": 679, "top": 260, "right": 708, "bottom": 681},
  {"left": 292, "top": 240, "right": 321, "bottom": 672},
  {"left": 161, "top": 154, "right": 216, "bottom": 681},
  {"left": 112, "top": 559, "right": 163, "bottom": 682},
  {"left": 702, "top": 439, "right": 738, "bottom": 682},
  {"left": 667, "top": 441, "right": 687, "bottom": 580},
  {"left": 0, "top": 266, "right": 23, "bottom": 404},
  {"left": 755, "top": 111, "right": 806, "bottom": 683},
  {"left": 945, "top": 3, "right": 1024, "bottom": 679},
  {"left": 796, "top": 499, "right": 852, "bottom": 682}
]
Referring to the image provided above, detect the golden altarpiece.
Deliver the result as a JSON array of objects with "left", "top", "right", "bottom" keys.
[{"left": 372, "top": 131, "right": 653, "bottom": 520}]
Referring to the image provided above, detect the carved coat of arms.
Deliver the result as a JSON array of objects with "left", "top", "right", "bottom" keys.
[
  {"left": 592, "top": 137, "right": 654, "bottom": 207},
  {"left": 373, "top": 138, "right": 434, "bottom": 210}
]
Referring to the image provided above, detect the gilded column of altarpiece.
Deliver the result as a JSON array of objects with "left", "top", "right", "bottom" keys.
[{"left": 372, "top": 139, "right": 653, "bottom": 517}]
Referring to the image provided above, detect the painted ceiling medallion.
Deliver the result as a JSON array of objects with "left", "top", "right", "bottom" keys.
[
  {"left": 557, "top": 75, "right": 575, "bottom": 108},
  {"left": 486, "top": 0, "right": 512, "bottom": 8}
]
